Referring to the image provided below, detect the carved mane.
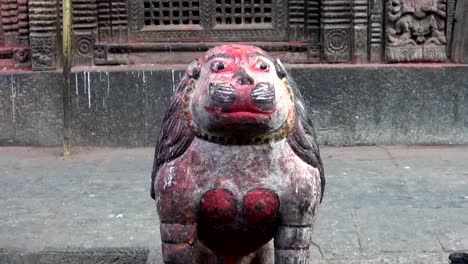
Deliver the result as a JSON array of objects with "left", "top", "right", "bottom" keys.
[
  {"left": 150, "top": 61, "right": 198, "bottom": 199},
  {"left": 275, "top": 60, "right": 325, "bottom": 202}
]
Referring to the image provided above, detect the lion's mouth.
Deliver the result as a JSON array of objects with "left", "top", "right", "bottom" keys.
[{"left": 208, "top": 82, "right": 276, "bottom": 115}]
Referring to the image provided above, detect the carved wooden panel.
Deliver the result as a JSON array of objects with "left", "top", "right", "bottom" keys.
[
  {"left": 143, "top": 0, "right": 200, "bottom": 26},
  {"left": 72, "top": 0, "right": 98, "bottom": 65},
  {"left": 352, "top": 0, "right": 368, "bottom": 63},
  {"left": 214, "top": 0, "right": 273, "bottom": 26},
  {"left": 0, "top": 0, "right": 30, "bottom": 68},
  {"left": 0, "top": 12, "right": 3, "bottom": 46},
  {"left": 452, "top": 0, "right": 468, "bottom": 63},
  {"left": 29, "top": 0, "right": 58, "bottom": 70},
  {"left": 321, "top": 0, "right": 352, "bottom": 62},
  {"left": 1, "top": 0, "right": 467, "bottom": 69},
  {"left": 369, "top": 0, "right": 383, "bottom": 62},
  {"left": 306, "top": 0, "right": 321, "bottom": 59},
  {"left": 18, "top": 0, "right": 29, "bottom": 46},
  {"left": 1, "top": 0, "right": 19, "bottom": 45},
  {"left": 288, "top": 0, "right": 306, "bottom": 40},
  {"left": 129, "top": 0, "right": 288, "bottom": 42},
  {"left": 385, "top": 0, "right": 448, "bottom": 62},
  {"left": 111, "top": 0, "right": 128, "bottom": 42},
  {"left": 287, "top": 0, "right": 320, "bottom": 60}
]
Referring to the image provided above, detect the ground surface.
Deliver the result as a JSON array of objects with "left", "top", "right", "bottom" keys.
[{"left": 0, "top": 146, "right": 467, "bottom": 263}]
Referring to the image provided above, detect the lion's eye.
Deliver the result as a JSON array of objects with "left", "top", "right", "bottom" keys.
[
  {"left": 256, "top": 61, "right": 269, "bottom": 72},
  {"left": 212, "top": 61, "right": 225, "bottom": 72}
]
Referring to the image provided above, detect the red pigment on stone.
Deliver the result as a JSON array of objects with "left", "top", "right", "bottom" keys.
[
  {"left": 200, "top": 189, "right": 237, "bottom": 224},
  {"left": 243, "top": 189, "right": 279, "bottom": 224}
]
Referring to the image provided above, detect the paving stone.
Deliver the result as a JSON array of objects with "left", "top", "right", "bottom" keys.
[
  {"left": 0, "top": 146, "right": 465, "bottom": 263},
  {"left": 35, "top": 248, "right": 149, "bottom": 264},
  {"left": 45, "top": 218, "right": 159, "bottom": 249},
  {"left": 324, "top": 253, "right": 447, "bottom": 264},
  {"left": 313, "top": 207, "right": 360, "bottom": 256},
  {"left": 59, "top": 183, "right": 156, "bottom": 220},
  {"left": 354, "top": 206, "right": 444, "bottom": 253}
]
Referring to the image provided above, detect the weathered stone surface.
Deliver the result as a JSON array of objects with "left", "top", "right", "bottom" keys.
[
  {"left": 35, "top": 248, "right": 148, "bottom": 264},
  {"left": 0, "top": 72, "right": 62, "bottom": 146},
  {"left": 292, "top": 66, "right": 468, "bottom": 146},
  {"left": 0, "top": 146, "right": 467, "bottom": 263},
  {"left": 1, "top": 65, "right": 468, "bottom": 147},
  {"left": 71, "top": 70, "right": 176, "bottom": 147},
  {"left": 324, "top": 253, "right": 447, "bottom": 264}
]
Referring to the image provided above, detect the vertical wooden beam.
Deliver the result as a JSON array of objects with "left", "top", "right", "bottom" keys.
[
  {"left": 62, "top": 0, "right": 72, "bottom": 157},
  {"left": 352, "top": 0, "right": 368, "bottom": 63},
  {"left": 452, "top": 0, "right": 468, "bottom": 63},
  {"left": 369, "top": 0, "right": 383, "bottom": 63}
]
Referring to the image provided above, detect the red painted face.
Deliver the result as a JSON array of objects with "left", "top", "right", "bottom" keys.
[{"left": 189, "top": 45, "right": 294, "bottom": 137}]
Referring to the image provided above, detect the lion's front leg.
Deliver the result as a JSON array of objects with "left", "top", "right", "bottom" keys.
[
  {"left": 156, "top": 169, "right": 199, "bottom": 263},
  {"left": 160, "top": 223, "right": 197, "bottom": 264},
  {"left": 274, "top": 172, "right": 321, "bottom": 264},
  {"left": 274, "top": 225, "right": 313, "bottom": 264}
]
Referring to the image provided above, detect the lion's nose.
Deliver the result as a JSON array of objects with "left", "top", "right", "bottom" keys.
[{"left": 235, "top": 68, "right": 254, "bottom": 86}]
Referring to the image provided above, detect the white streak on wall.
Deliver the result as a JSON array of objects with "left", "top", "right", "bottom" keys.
[
  {"left": 10, "top": 75, "right": 16, "bottom": 122},
  {"left": 75, "top": 73, "right": 79, "bottom": 95},
  {"left": 87, "top": 72, "right": 91, "bottom": 108},
  {"left": 142, "top": 71, "right": 146, "bottom": 83},
  {"left": 106, "top": 72, "right": 110, "bottom": 96},
  {"left": 83, "top": 72, "right": 87, "bottom": 94},
  {"left": 171, "top": 69, "right": 175, "bottom": 92}
]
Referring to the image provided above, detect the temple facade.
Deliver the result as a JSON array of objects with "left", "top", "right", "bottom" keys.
[{"left": 0, "top": 0, "right": 466, "bottom": 70}]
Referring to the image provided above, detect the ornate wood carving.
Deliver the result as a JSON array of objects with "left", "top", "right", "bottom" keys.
[
  {"left": 385, "top": 0, "right": 448, "bottom": 62},
  {"left": 445, "top": 0, "right": 456, "bottom": 58},
  {"left": 110, "top": 0, "right": 128, "bottom": 42},
  {"left": 352, "top": 0, "right": 368, "bottom": 63},
  {"left": 451, "top": 0, "right": 468, "bottom": 63},
  {"left": 0, "top": 11, "right": 3, "bottom": 46},
  {"left": 288, "top": 0, "right": 321, "bottom": 60},
  {"left": 17, "top": 0, "right": 28, "bottom": 46},
  {"left": 97, "top": 0, "right": 111, "bottom": 42},
  {"left": 0, "top": 0, "right": 30, "bottom": 68},
  {"left": 321, "top": 0, "right": 352, "bottom": 62},
  {"left": 306, "top": 0, "right": 321, "bottom": 60},
  {"left": 1, "top": 0, "right": 19, "bottom": 46},
  {"left": 29, "top": 0, "right": 58, "bottom": 70},
  {"left": 128, "top": 0, "right": 288, "bottom": 42},
  {"left": 288, "top": 0, "right": 306, "bottom": 40},
  {"left": 97, "top": 0, "right": 128, "bottom": 43},
  {"left": 369, "top": 0, "right": 383, "bottom": 62},
  {"left": 0, "top": 0, "right": 466, "bottom": 69},
  {"left": 72, "top": 0, "right": 97, "bottom": 65}
]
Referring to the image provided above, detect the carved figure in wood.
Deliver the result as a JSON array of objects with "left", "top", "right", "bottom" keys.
[
  {"left": 386, "top": 0, "right": 448, "bottom": 62},
  {"left": 151, "top": 44, "right": 325, "bottom": 263}
]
